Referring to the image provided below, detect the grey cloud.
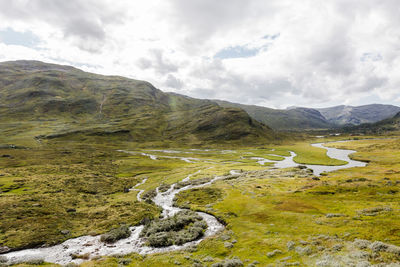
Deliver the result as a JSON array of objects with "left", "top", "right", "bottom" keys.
[
  {"left": 187, "top": 59, "right": 294, "bottom": 105},
  {"left": 168, "top": 0, "right": 279, "bottom": 50},
  {"left": 137, "top": 49, "right": 179, "bottom": 75},
  {"left": 165, "top": 74, "right": 184, "bottom": 89},
  {"left": 0, "top": 0, "right": 125, "bottom": 52}
]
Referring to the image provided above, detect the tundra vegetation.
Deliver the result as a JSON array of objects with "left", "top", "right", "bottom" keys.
[{"left": 1, "top": 134, "right": 400, "bottom": 266}]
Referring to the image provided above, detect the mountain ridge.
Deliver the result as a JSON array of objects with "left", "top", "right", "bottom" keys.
[
  {"left": 214, "top": 100, "right": 400, "bottom": 130},
  {"left": 0, "top": 60, "right": 275, "bottom": 145}
]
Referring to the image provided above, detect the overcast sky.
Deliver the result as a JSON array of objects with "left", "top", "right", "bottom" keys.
[{"left": 0, "top": 0, "right": 399, "bottom": 109}]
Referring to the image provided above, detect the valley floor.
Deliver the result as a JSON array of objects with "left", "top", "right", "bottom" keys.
[{"left": 1, "top": 136, "right": 400, "bottom": 266}]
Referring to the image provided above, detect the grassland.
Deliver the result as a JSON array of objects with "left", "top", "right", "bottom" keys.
[{"left": 2, "top": 135, "right": 400, "bottom": 266}]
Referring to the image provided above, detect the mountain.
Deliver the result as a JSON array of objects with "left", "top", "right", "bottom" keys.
[
  {"left": 214, "top": 100, "right": 332, "bottom": 131},
  {"left": 344, "top": 111, "right": 400, "bottom": 134},
  {"left": 0, "top": 60, "right": 275, "bottom": 145},
  {"left": 214, "top": 100, "right": 400, "bottom": 131},
  {"left": 316, "top": 104, "right": 400, "bottom": 125}
]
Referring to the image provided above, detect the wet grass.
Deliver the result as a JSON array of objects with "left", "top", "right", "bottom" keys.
[{"left": 2, "top": 135, "right": 400, "bottom": 266}]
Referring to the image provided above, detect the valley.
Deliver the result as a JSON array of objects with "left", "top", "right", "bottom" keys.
[{"left": 1, "top": 134, "right": 400, "bottom": 266}]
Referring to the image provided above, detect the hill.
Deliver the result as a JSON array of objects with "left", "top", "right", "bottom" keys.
[
  {"left": 0, "top": 60, "right": 275, "bottom": 145},
  {"left": 343, "top": 111, "right": 400, "bottom": 134},
  {"left": 214, "top": 100, "right": 333, "bottom": 130}
]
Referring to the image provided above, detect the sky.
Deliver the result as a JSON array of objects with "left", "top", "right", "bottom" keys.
[{"left": 0, "top": 0, "right": 399, "bottom": 109}]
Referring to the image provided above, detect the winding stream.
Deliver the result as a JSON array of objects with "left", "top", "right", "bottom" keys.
[
  {"left": 262, "top": 142, "right": 367, "bottom": 176},
  {"left": 1, "top": 140, "right": 367, "bottom": 265}
]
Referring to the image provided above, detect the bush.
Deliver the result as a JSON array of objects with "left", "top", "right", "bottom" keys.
[
  {"left": 71, "top": 253, "right": 90, "bottom": 260},
  {"left": 142, "top": 189, "right": 157, "bottom": 203},
  {"left": 158, "top": 183, "right": 171, "bottom": 192},
  {"left": 100, "top": 225, "right": 131, "bottom": 243},
  {"left": 140, "top": 210, "right": 207, "bottom": 247},
  {"left": 213, "top": 257, "right": 243, "bottom": 267}
]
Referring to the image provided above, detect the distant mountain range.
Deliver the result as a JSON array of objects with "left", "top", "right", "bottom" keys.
[
  {"left": 317, "top": 104, "right": 400, "bottom": 126},
  {"left": 214, "top": 100, "right": 332, "bottom": 130},
  {"left": 214, "top": 100, "right": 400, "bottom": 131},
  {"left": 0, "top": 60, "right": 274, "bottom": 145}
]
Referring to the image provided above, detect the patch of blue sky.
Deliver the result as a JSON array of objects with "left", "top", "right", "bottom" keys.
[
  {"left": 214, "top": 34, "right": 279, "bottom": 59},
  {"left": 214, "top": 45, "right": 261, "bottom": 59},
  {"left": 361, "top": 52, "right": 382, "bottom": 62},
  {"left": 0, "top": 28, "right": 40, "bottom": 48},
  {"left": 263, "top": 33, "right": 280, "bottom": 40}
]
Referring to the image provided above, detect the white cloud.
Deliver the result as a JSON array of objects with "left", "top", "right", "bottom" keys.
[{"left": 0, "top": 0, "right": 400, "bottom": 108}]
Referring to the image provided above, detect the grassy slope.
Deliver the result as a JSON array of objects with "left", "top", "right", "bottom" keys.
[{"left": 0, "top": 60, "right": 276, "bottom": 146}]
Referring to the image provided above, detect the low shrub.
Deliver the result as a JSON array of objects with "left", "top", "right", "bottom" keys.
[
  {"left": 140, "top": 210, "right": 207, "bottom": 247},
  {"left": 100, "top": 225, "right": 131, "bottom": 243},
  {"left": 158, "top": 183, "right": 171, "bottom": 192}
]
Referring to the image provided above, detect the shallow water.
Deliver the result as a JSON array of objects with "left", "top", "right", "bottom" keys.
[{"left": 263, "top": 141, "right": 367, "bottom": 176}]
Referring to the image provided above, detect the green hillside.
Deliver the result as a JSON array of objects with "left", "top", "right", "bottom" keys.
[{"left": 0, "top": 60, "right": 275, "bottom": 146}]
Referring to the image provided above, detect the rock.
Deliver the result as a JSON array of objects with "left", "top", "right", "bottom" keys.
[
  {"left": 370, "top": 241, "right": 389, "bottom": 252},
  {"left": 386, "top": 244, "right": 400, "bottom": 256},
  {"left": 331, "top": 244, "right": 344, "bottom": 251},
  {"left": 287, "top": 241, "right": 296, "bottom": 251},
  {"left": 358, "top": 206, "right": 392, "bottom": 216},
  {"left": 0, "top": 246, "right": 10, "bottom": 253},
  {"left": 221, "top": 257, "right": 243, "bottom": 267},
  {"left": 299, "top": 240, "right": 309, "bottom": 245},
  {"left": 326, "top": 213, "right": 345, "bottom": 218},
  {"left": 295, "top": 246, "right": 312, "bottom": 256},
  {"left": 267, "top": 249, "right": 282, "bottom": 258},
  {"left": 0, "top": 256, "right": 7, "bottom": 263},
  {"left": 312, "top": 177, "right": 321, "bottom": 180},
  {"left": 60, "top": 229, "right": 70, "bottom": 235},
  {"left": 224, "top": 242, "right": 234, "bottom": 249},
  {"left": 315, "top": 254, "right": 338, "bottom": 267},
  {"left": 353, "top": 239, "right": 371, "bottom": 249},
  {"left": 203, "top": 256, "right": 214, "bottom": 262},
  {"left": 350, "top": 251, "right": 370, "bottom": 260},
  {"left": 220, "top": 234, "right": 231, "bottom": 241},
  {"left": 174, "top": 260, "right": 182, "bottom": 265},
  {"left": 355, "top": 261, "right": 371, "bottom": 267}
]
